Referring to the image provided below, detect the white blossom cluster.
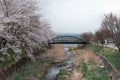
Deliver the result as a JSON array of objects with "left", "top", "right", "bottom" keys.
[{"left": 0, "top": 0, "right": 54, "bottom": 62}]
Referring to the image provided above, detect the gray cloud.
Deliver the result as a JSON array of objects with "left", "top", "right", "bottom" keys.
[{"left": 39, "top": 0, "right": 120, "bottom": 33}]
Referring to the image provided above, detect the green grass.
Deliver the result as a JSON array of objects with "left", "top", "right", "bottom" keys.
[
  {"left": 87, "top": 44, "right": 120, "bottom": 72},
  {"left": 56, "top": 70, "right": 71, "bottom": 80},
  {"left": 78, "top": 61, "right": 110, "bottom": 80},
  {"left": 11, "top": 56, "right": 55, "bottom": 80},
  {"left": 56, "top": 61, "right": 110, "bottom": 80}
]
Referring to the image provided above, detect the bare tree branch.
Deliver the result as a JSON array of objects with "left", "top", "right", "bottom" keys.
[{"left": 101, "top": 13, "right": 120, "bottom": 51}]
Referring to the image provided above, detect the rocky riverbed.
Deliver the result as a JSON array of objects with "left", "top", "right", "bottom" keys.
[{"left": 44, "top": 44, "right": 76, "bottom": 80}]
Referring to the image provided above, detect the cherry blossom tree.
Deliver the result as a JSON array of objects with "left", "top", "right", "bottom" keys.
[
  {"left": 0, "top": 0, "right": 37, "bottom": 17},
  {"left": 0, "top": 0, "right": 54, "bottom": 62}
]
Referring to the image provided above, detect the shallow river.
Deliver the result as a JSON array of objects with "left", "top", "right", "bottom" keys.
[{"left": 44, "top": 44, "right": 77, "bottom": 80}]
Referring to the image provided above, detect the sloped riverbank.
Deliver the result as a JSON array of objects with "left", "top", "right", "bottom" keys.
[
  {"left": 10, "top": 44, "right": 111, "bottom": 80},
  {"left": 56, "top": 48, "right": 111, "bottom": 80},
  {"left": 10, "top": 44, "right": 66, "bottom": 80}
]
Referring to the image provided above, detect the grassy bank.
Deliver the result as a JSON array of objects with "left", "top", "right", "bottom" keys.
[
  {"left": 78, "top": 60, "right": 110, "bottom": 80},
  {"left": 56, "top": 70, "right": 72, "bottom": 80},
  {"left": 56, "top": 61, "right": 110, "bottom": 80},
  {"left": 10, "top": 44, "right": 66, "bottom": 80},
  {"left": 11, "top": 55, "right": 55, "bottom": 80},
  {"left": 87, "top": 44, "right": 120, "bottom": 72},
  {"left": 56, "top": 49, "right": 110, "bottom": 80}
]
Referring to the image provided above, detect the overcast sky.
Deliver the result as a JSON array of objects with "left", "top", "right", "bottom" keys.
[{"left": 39, "top": 0, "right": 120, "bottom": 34}]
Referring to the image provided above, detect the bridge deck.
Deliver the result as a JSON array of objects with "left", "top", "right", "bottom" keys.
[{"left": 48, "top": 36, "right": 88, "bottom": 44}]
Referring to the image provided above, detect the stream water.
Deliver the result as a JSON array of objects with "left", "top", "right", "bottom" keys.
[{"left": 44, "top": 44, "right": 77, "bottom": 80}]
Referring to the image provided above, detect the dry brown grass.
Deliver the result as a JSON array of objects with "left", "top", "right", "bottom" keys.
[
  {"left": 71, "top": 49, "right": 101, "bottom": 66},
  {"left": 45, "top": 44, "right": 67, "bottom": 62},
  {"left": 66, "top": 49, "right": 102, "bottom": 80},
  {"left": 61, "top": 70, "right": 83, "bottom": 80},
  {"left": 42, "top": 46, "right": 102, "bottom": 80},
  {"left": 70, "top": 70, "right": 83, "bottom": 80}
]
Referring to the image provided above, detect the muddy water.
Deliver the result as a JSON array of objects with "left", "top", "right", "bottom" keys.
[{"left": 44, "top": 44, "right": 77, "bottom": 80}]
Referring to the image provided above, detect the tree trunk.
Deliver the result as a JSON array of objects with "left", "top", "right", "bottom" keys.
[{"left": 118, "top": 47, "right": 120, "bottom": 52}]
